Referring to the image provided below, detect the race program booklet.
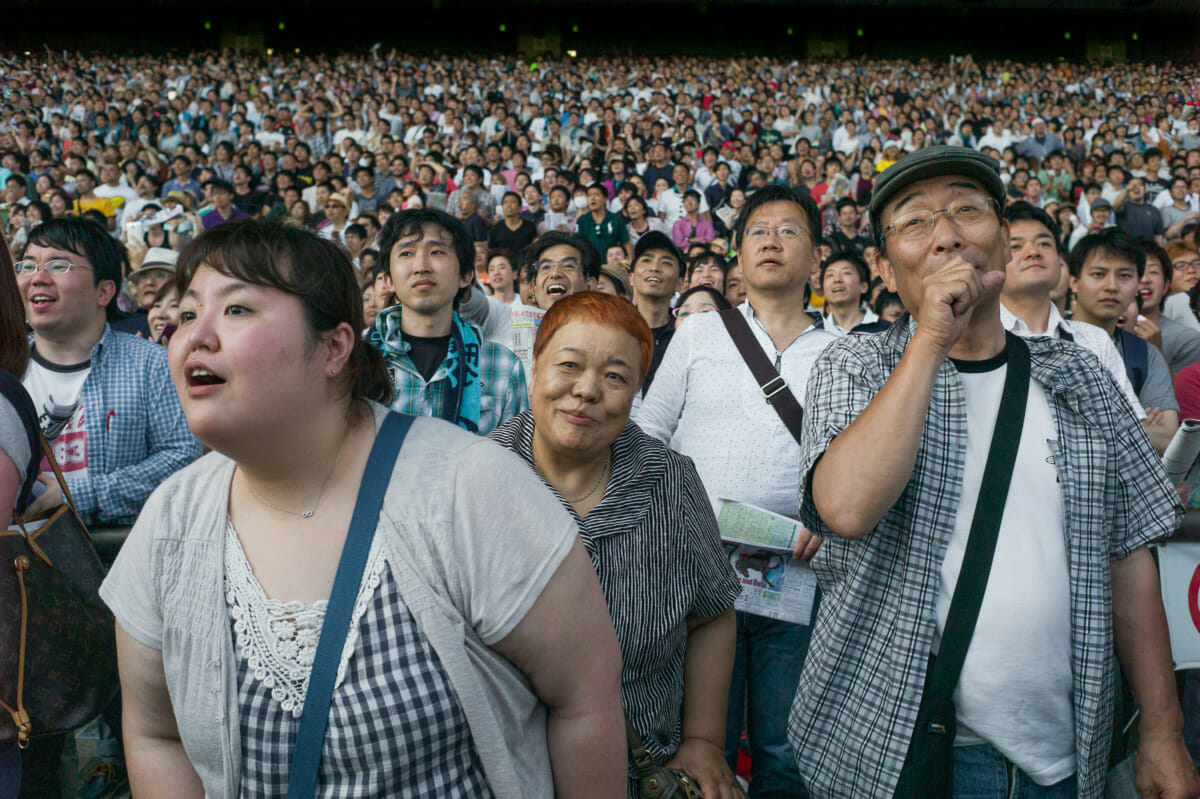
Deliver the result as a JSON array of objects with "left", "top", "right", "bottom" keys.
[{"left": 717, "top": 498, "right": 819, "bottom": 626}]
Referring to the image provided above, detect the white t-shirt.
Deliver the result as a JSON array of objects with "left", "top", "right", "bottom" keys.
[
  {"left": 936, "top": 356, "right": 1075, "bottom": 785},
  {"left": 477, "top": 296, "right": 544, "bottom": 379},
  {"left": 22, "top": 350, "right": 91, "bottom": 481}
]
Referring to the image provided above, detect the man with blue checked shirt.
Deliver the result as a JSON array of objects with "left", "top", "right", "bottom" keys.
[
  {"left": 17, "top": 216, "right": 201, "bottom": 527},
  {"left": 16, "top": 215, "right": 201, "bottom": 799}
]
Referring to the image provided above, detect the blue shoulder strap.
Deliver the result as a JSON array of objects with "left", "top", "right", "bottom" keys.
[{"left": 286, "top": 412, "right": 415, "bottom": 798}]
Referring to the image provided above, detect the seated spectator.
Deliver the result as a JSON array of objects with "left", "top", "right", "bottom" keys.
[
  {"left": 686, "top": 252, "right": 729, "bottom": 292},
  {"left": 487, "top": 191, "right": 539, "bottom": 255},
  {"left": 672, "top": 190, "right": 715, "bottom": 250},
  {"left": 577, "top": 184, "right": 631, "bottom": 262},
  {"left": 485, "top": 248, "right": 519, "bottom": 306},
  {"left": 820, "top": 253, "right": 883, "bottom": 335},
  {"left": 623, "top": 194, "right": 667, "bottom": 247}
]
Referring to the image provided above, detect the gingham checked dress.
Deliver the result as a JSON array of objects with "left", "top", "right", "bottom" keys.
[{"left": 224, "top": 520, "right": 495, "bottom": 797}]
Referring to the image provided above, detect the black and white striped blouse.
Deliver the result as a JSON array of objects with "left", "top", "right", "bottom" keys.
[{"left": 489, "top": 411, "right": 741, "bottom": 772}]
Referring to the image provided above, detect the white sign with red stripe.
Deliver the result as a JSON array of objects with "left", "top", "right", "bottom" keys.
[{"left": 1157, "top": 541, "right": 1200, "bottom": 670}]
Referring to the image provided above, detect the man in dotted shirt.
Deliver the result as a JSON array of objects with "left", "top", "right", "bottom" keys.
[{"left": 637, "top": 184, "right": 836, "bottom": 797}]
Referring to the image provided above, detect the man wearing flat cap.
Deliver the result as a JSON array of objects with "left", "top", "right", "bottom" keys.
[{"left": 789, "top": 146, "right": 1199, "bottom": 798}]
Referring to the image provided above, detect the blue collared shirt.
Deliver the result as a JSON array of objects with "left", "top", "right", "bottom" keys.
[{"left": 33, "top": 326, "right": 202, "bottom": 525}]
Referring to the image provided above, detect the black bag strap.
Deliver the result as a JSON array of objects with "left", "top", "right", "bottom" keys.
[
  {"left": 718, "top": 308, "right": 805, "bottom": 445},
  {"left": 286, "top": 412, "right": 415, "bottom": 798},
  {"left": 926, "top": 332, "right": 1031, "bottom": 703},
  {"left": 1118, "top": 329, "right": 1147, "bottom": 396},
  {"left": 0, "top": 369, "right": 42, "bottom": 514}
]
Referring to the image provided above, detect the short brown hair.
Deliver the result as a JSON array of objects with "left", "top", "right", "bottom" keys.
[{"left": 176, "top": 220, "right": 392, "bottom": 404}]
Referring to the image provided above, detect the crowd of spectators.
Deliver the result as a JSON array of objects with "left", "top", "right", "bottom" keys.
[{"left": 4, "top": 46, "right": 1200, "bottom": 798}]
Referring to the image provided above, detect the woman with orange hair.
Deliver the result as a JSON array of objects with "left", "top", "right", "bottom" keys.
[{"left": 488, "top": 292, "right": 744, "bottom": 799}]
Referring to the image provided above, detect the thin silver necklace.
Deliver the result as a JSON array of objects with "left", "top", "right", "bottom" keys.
[
  {"left": 562, "top": 456, "right": 610, "bottom": 504},
  {"left": 244, "top": 435, "right": 349, "bottom": 519}
]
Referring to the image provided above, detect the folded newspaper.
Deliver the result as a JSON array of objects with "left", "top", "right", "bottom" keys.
[{"left": 717, "top": 498, "right": 819, "bottom": 627}]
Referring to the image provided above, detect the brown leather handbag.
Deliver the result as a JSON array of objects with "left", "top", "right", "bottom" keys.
[{"left": 0, "top": 430, "right": 118, "bottom": 748}]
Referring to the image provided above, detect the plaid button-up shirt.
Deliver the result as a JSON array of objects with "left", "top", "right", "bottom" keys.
[
  {"left": 35, "top": 326, "right": 202, "bottom": 526},
  {"left": 378, "top": 318, "right": 528, "bottom": 436},
  {"left": 790, "top": 316, "right": 1181, "bottom": 799}
]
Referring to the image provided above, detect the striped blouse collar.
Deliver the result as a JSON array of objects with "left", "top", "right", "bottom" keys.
[{"left": 492, "top": 410, "right": 668, "bottom": 537}]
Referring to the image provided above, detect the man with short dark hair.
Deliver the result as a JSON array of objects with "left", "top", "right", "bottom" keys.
[
  {"left": 1114, "top": 176, "right": 1165, "bottom": 244},
  {"left": 1068, "top": 228, "right": 1179, "bottom": 453},
  {"left": 462, "top": 230, "right": 600, "bottom": 376},
  {"left": 447, "top": 164, "right": 493, "bottom": 222},
  {"left": 829, "top": 198, "right": 870, "bottom": 258},
  {"left": 576, "top": 183, "right": 631, "bottom": 261},
  {"left": 1000, "top": 202, "right": 1146, "bottom": 422},
  {"left": 200, "top": 179, "right": 252, "bottom": 230},
  {"left": 488, "top": 190, "right": 539, "bottom": 254},
  {"left": 15, "top": 216, "right": 202, "bottom": 796},
  {"left": 455, "top": 191, "right": 489, "bottom": 243},
  {"left": 792, "top": 145, "right": 1197, "bottom": 799},
  {"left": 820, "top": 253, "right": 882, "bottom": 335},
  {"left": 352, "top": 165, "right": 383, "bottom": 214},
  {"left": 639, "top": 184, "right": 835, "bottom": 799},
  {"left": 160, "top": 155, "right": 201, "bottom": 201},
  {"left": 343, "top": 223, "right": 368, "bottom": 267},
  {"left": 17, "top": 217, "right": 200, "bottom": 524},
  {"left": 371, "top": 208, "right": 527, "bottom": 435},
  {"left": 629, "top": 232, "right": 684, "bottom": 396},
  {"left": 543, "top": 185, "right": 575, "bottom": 233},
  {"left": 1161, "top": 176, "right": 1199, "bottom": 240},
  {"left": 71, "top": 169, "right": 116, "bottom": 230}
]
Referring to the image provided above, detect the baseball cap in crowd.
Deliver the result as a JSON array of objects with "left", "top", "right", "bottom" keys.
[
  {"left": 869, "top": 145, "right": 1006, "bottom": 244},
  {"left": 633, "top": 231, "right": 684, "bottom": 271},
  {"left": 165, "top": 190, "right": 195, "bottom": 211},
  {"left": 130, "top": 247, "right": 178, "bottom": 279},
  {"left": 1090, "top": 198, "right": 1113, "bottom": 212},
  {"left": 599, "top": 263, "right": 633, "bottom": 297}
]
